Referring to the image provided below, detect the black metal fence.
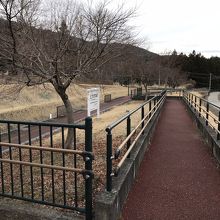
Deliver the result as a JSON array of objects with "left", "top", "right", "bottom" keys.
[
  {"left": 57, "top": 105, "right": 67, "bottom": 118},
  {"left": 104, "top": 94, "right": 111, "bottom": 103},
  {"left": 105, "top": 91, "right": 167, "bottom": 191},
  {"left": 130, "top": 88, "right": 144, "bottom": 100},
  {"left": 0, "top": 118, "right": 93, "bottom": 220},
  {"left": 183, "top": 91, "right": 220, "bottom": 140},
  {"left": 166, "top": 88, "right": 183, "bottom": 97}
]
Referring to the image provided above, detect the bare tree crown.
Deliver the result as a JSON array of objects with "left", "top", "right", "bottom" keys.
[
  {"left": 0, "top": 0, "right": 138, "bottom": 148},
  {"left": 0, "top": 0, "right": 137, "bottom": 88}
]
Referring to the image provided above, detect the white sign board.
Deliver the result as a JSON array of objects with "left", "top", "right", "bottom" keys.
[{"left": 87, "top": 88, "right": 100, "bottom": 117}]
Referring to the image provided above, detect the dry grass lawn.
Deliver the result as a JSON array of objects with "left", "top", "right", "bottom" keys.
[
  {"left": 191, "top": 90, "right": 208, "bottom": 98},
  {"left": 0, "top": 83, "right": 131, "bottom": 121}
]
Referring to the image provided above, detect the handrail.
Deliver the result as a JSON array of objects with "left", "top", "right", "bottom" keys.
[
  {"left": 0, "top": 142, "right": 94, "bottom": 159},
  {"left": 185, "top": 91, "right": 220, "bottom": 110},
  {"left": 199, "top": 115, "right": 220, "bottom": 133},
  {"left": 189, "top": 99, "right": 219, "bottom": 123},
  {"left": 183, "top": 91, "right": 220, "bottom": 140},
  {"left": 106, "top": 91, "right": 165, "bottom": 132},
  {"left": 105, "top": 91, "right": 166, "bottom": 191},
  {"left": 0, "top": 119, "right": 85, "bottom": 129},
  {"left": 114, "top": 94, "right": 166, "bottom": 175},
  {"left": 114, "top": 94, "right": 166, "bottom": 159},
  {"left": 0, "top": 158, "right": 93, "bottom": 176}
]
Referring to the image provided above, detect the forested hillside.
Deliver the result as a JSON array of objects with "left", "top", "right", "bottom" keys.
[
  {"left": 166, "top": 50, "right": 220, "bottom": 89},
  {"left": 1, "top": 17, "right": 220, "bottom": 90}
]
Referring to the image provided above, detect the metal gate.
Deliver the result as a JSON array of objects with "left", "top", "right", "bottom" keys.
[{"left": 0, "top": 117, "right": 93, "bottom": 220}]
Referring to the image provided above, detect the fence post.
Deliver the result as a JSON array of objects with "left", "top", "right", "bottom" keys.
[
  {"left": 199, "top": 99, "right": 202, "bottom": 117},
  {"left": 141, "top": 106, "right": 144, "bottom": 131},
  {"left": 194, "top": 96, "right": 197, "bottom": 111},
  {"left": 154, "top": 98, "right": 156, "bottom": 112},
  {"left": 218, "top": 111, "right": 220, "bottom": 140},
  {"left": 106, "top": 129, "right": 112, "bottom": 192},
  {"left": 206, "top": 103, "right": 209, "bottom": 126},
  {"left": 85, "top": 117, "right": 93, "bottom": 220},
  {"left": 189, "top": 94, "right": 191, "bottom": 106},
  {"left": 127, "top": 116, "right": 131, "bottom": 157},
  {"left": 149, "top": 100, "right": 152, "bottom": 119}
]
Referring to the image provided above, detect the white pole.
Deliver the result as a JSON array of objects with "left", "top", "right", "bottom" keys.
[
  {"left": 97, "top": 88, "right": 100, "bottom": 118},
  {"left": 208, "top": 73, "right": 212, "bottom": 95}
]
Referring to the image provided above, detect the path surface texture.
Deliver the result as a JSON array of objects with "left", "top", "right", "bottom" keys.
[{"left": 122, "top": 99, "right": 220, "bottom": 220}]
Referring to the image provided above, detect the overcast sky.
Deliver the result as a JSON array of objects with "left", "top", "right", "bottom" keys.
[{"left": 107, "top": 0, "right": 220, "bottom": 57}]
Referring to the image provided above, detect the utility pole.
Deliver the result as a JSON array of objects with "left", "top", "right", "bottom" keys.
[
  {"left": 158, "top": 57, "right": 161, "bottom": 88},
  {"left": 158, "top": 68, "right": 161, "bottom": 87},
  {"left": 208, "top": 73, "right": 212, "bottom": 95}
]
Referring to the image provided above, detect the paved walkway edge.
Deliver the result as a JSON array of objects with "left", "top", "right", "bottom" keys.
[
  {"left": 94, "top": 99, "right": 165, "bottom": 220},
  {"left": 122, "top": 98, "right": 220, "bottom": 220}
]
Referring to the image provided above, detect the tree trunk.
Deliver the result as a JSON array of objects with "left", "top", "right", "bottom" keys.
[
  {"left": 143, "top": 83, "right": 148, "bottom": 100},
  {"left": 59, "top": 92, "right": 75, "bottom": 149}
]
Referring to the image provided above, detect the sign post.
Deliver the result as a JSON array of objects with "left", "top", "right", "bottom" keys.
[{"left": 87, "top": 88, "right": 100, "bottom": 118}]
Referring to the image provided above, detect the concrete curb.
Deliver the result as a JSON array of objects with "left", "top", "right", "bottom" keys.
[{"left": 0, "top": 198, "right": 84, "bottom": 220}]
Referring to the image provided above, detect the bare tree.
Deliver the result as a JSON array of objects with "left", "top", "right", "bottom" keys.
[
  {"left": 166, "top": 67, "right": 187, "bottom": 88},
  {"left": 124, "top": 56, "right": 158, "bottom": 97},
  {"left": 0, "top": 0, "right": 137, "bottom": 148},
  {"left": 137, "top": 60, "right": 158, "bottom": 94},
  {"left": 159, "top": 51, "right": 187, "bottom": 88}
]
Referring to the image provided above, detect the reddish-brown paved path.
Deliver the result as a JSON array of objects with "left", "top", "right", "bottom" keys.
[{"left": 122, "top": 99, "right": 220, "bottom": 220}]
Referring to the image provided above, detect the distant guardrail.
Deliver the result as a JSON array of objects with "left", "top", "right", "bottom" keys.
[{"left": 183, "top": 91, "right": 220, "bottom": 140}]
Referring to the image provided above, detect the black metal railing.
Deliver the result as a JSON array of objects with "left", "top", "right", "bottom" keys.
[
  {"left": 57, "top": 105, "right": 67, "bottom": 118},
  {"left": 183, "top": 91, "right": 220, "bottom": 140},
  {"left": 0, "top": 117, "right": 93, "bottom": 220},
  {"left": 166, "top": 88, "right": 183, "bottom": 97},
  {"left": 105, "top": 91, "right": 167, "bottom": 191},
  {"left": 130, "top": 88, "right": 137, "bottom": 98}
]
